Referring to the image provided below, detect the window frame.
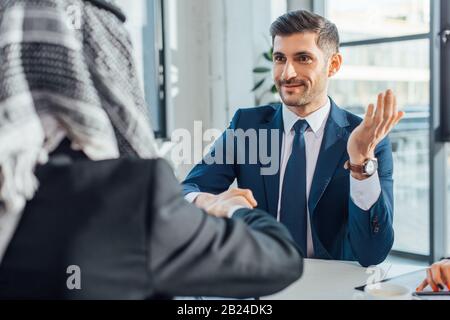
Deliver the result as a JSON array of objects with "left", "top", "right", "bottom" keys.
[
  {"left": 431, "top": 0, "right": 449, "bottom": 261},
  {"left": 144, "top": 0, "right": 167, "bottom": 139}
]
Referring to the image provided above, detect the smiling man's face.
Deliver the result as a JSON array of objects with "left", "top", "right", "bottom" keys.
[{"left": 273, "top": 32, "right": 331, "bottom": 110}]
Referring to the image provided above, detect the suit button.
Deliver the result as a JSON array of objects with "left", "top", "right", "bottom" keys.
[{"left": 374, "top": 225, "right": 380, "bottom": 233}]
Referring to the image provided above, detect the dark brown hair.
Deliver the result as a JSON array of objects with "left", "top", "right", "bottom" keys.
[{"left": 270, "top": 10, "right": 340, "bottom": 57}]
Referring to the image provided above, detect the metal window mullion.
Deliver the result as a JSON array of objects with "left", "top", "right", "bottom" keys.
[
  {"left": 430, "top": 0, "right": 447, "bottom": 263},
  {"left": 340, "top": 33, "right": 431, "bottom": 48},
  {"left": 143, "top": 0, "right": 167, "bottom": 138},
  {"left": 158, "top": 0, "right": 168, "bottom": 139},
  {"left": 390, "top": 250, "right": 430, "bottom": 263}
]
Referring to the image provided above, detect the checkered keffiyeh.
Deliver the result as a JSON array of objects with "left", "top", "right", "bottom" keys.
[{"left": 0, "top": 0, "right": 158, "bottom": 262}]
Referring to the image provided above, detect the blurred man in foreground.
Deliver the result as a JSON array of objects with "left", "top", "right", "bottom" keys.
[{"left": 0, "top": 0, "right": 302, "bottom": 299}]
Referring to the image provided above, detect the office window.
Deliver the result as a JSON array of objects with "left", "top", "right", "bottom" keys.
[
  {"left": 114, "top": 0, "right": 167, "bottom": 138},
  {"left": 325, "top": 0, "right": 431, "bottom": 255},
  {"left": 326, "top": 0, "right": 430, "bottom": 42}
]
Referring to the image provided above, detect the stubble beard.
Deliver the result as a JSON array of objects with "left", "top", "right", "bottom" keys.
[{"left": 278, "top": 68, "right": 329, "bottom": 110}]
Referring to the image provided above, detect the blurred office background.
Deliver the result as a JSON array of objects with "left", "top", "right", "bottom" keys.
[{"left": 112, "top": 0, "right": 449, "bottom": 263}]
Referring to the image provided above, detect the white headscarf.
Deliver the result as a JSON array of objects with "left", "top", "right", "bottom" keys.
[{"left": 0, "top": 0, "right": 158, "bottom": 262}]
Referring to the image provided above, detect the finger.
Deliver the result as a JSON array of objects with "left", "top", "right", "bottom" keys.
[
  {"left": 232, "top": 195, "right": 253, "bottom": 209},
  {"left": 375, "top": 90, "right": 394, "bottom": 138},
  {"left": 416, "top": 279, "right": 428, "bottom": 292},
  {"left": 430, "top": 264, "right": 446, "bottom": 291},
  {"left": 383, "top": 93, "right": 398, "bottom": 133},
  {"left": 427, "top": 268, "right": 439, "bottom": 292},
  {"left": 393, "top": 111, "right": 405, "bottom": 126},
  {"left": 440, "top": 261, "right": 450, "bottom": 290},
  {"left": 219, "top": 189, "right": 236, "bottom": 200},
  {"left": 241, "top": 189, "right": 258, "bottom": 207},
  {"left": 363, "top": 104, "right": 375, "bottom": 127},
  {"left": 390, "top": 111, "right": 405, "bottom": 131},
  {"left": 225, "top": 189, "right": 257, "bottom": 207},
  {"left": 222, "top": 188, "right": 246, "bottom": 199},
  {"left": 382, "top": 90, "right": 394, "bottom": 126},
  {"left": 373, "top": 93, "right": 385, "bottom": 131},
  {"left": 219, "top": 189, "right": 243, "bottom": 203}
]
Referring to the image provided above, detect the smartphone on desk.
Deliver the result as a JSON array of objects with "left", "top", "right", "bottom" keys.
[{"left": 412, "top": 291, "right": 450, "bottom": 300}]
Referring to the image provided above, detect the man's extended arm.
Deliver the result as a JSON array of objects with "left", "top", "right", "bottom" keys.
[{"left": 148, "top": 159, "right": 303, "bottom": 298}]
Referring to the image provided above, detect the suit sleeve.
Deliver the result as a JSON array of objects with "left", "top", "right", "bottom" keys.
[
  {"left": 148, "top": 159, "right": 303, "bottom": 298},
  {"left": 347, "top": 136, "right": 395, "bottom": 267},
  {"left": 181, "top": 110, "right": 242, "bottom": 196}
]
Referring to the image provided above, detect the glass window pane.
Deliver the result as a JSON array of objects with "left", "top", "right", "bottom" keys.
[
  {"left": 114, "top": 0, "right": 164, "bottom": 135},
  {"left": 328, "top": 39, "right": 430, "bottom": 255},
  {"left": 325, "top": 0, "right": 430, "bottom": 42}
]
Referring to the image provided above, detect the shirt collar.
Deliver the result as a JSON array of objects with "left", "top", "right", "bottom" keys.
[{"left": 282, "top": 98, "right": 331, "bottom": 136}]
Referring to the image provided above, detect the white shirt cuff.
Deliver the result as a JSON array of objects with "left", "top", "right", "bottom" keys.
[
  {"left": 350, "top": 172, "right": 382, "bottom": 211},
  {"left": 184, "top": 192, "right": 201, "bottom": 203}
]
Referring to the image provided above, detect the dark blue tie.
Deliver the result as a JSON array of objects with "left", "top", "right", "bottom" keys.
[{"left": 280, "top": 119, "right": 309, "bottom": 256}]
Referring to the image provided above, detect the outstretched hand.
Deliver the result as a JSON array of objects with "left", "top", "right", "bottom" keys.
[
  {"left": 194, "top": 188, "right": 258, "bottom": 218},
  {"left": 347, "top": 89, "right": 404, "bottom": 168}
]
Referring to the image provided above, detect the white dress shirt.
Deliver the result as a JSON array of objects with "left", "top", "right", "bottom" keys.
[{"left": 186, "top": 99, "right": 382, "bottom": 256}]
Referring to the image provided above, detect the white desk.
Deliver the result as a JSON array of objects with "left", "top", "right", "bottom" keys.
[{"left": 262, "top": 259, "right": 425, "bottom": 300}]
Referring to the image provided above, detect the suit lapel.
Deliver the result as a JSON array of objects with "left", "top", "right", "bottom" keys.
[
  {"left": 309, "top": 100, "right": 350, "bottom": 215},
  {"left": 260, "top": 105, "right": 284, "bottom": 218},
  {"left": 258, "top": 101, "right": 350, "bottom": 218}
]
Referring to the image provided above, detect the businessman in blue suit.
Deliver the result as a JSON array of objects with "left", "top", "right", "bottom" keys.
[{"left": 182, "top": 10, "right": 404, "bottom": 267}]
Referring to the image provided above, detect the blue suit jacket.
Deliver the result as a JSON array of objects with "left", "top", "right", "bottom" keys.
[{"left": 182, "top": 100, "right": 394, "bottom": 267}]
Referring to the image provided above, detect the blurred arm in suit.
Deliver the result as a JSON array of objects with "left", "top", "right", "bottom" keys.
[
  {"left": 149, "top": 159, "right": 302, "bottom": 298},
  {"left": 0, "top": 156, "right": 302, "bottom": 299}
]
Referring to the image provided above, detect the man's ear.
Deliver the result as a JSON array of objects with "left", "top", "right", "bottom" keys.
[{"left": 328, "top": 53, "right": 343, "bottom": 77}]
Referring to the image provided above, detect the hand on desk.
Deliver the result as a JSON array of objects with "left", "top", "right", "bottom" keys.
[
  {"left": 347, "top": 89, "right": 404, "bottom": 180},
  {"left": 194, "top": 188, "right": 258, "bottom": 218},
  {"left": 416, "top": 259, "right": 450, "bottom": 292}
]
